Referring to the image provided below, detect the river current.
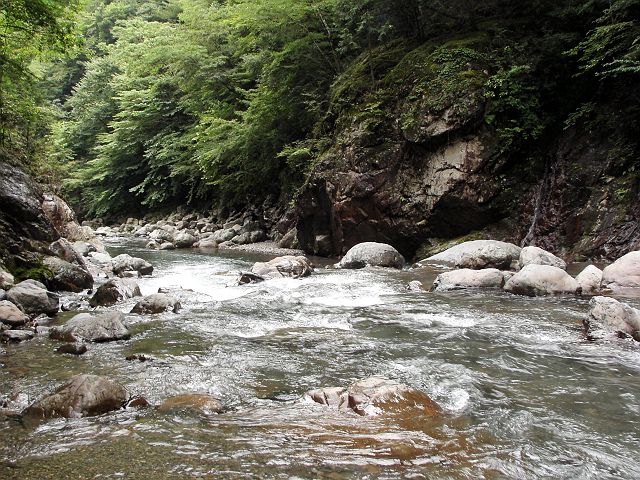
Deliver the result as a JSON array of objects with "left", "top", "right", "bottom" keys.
[{"left": 1, "top": 240, "right": 639, "bottom": 479}]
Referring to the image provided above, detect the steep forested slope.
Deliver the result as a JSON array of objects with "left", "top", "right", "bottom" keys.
[{"left": 4, "top": 0, "right": 639, "bottom": 261}]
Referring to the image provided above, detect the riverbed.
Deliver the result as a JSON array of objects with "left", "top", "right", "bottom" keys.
[{"left": 2, "top": 240, "right": 640, "bottom": 479}]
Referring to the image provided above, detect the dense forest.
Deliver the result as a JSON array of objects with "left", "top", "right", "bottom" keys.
[{"left": 2, "top": 0, "right": 639, "bottom": 258}]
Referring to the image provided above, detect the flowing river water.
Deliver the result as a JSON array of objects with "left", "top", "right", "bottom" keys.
[{"left": 1, "top": 239, "right": 640, "bottom": 479}]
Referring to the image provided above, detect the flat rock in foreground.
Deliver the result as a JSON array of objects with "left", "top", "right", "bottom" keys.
[
  {"left": 306, "top": 376, "right": 442, "bottom": 419},
  {"left": 23, "top": 374, "right": 129, "bottom": 419},
  {"left": 50, "top": 311, "right": 130, "bottom": 343}
]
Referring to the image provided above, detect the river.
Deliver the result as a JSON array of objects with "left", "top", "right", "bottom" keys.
[{"left": 1, "top": 239, "right": 640, "bottom": 479}]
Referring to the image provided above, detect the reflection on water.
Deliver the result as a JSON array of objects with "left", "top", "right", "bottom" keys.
[{"left": 2, "top": 240, "right": 640, "bottom": 479}]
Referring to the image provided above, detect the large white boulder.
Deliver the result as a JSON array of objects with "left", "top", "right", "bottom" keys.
[
  {"left": 504, "top": 264, "right": 580, "bottom": 296},
  {"left": 519, "top": 246, "right": 566, "bottom": 270},
  {"left": 424, "top": 240, "right": 521, "bottom": 270},
  {"left": 584, "top": 296, "right": 640, "bottom": 340},
  {"left": 251, "top": 256, "right": 312, "bottom": 279},
  {"left": 601, "top": 251, "right": 640, "bottom": 293},
  {"left": 431, "top": 268, "right": 504, "bottom": 291},
  {"left": 575, "top": 265, "right": 603, "bottom": 295},
  {"left": 338, "top": 242, "right": 405, "bottom": 269}
]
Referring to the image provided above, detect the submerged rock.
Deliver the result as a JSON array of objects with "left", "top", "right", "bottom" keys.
[
  {"left": 518, "top": 246, "right": 566, "bottom": 270},
  {"left": 0, "top": 300, "right": 28, "bottom": 327},
  {"left": 23, "top": 374, "right": 129, "bottom": 419},
  {"left": 575, "top": 265, "right": 603, "bottom": 295},
  {"left": 431, "top": 268, "right": 504, "bottom": 291},
  {"left": 130, "top": 294, "right": 181, "bottom": 314},
  {"left": 306, "top": 376, "right": 442, "bottom": 418},
  {"left": 236, "top": 272, "right": 265, "bottom": 285},
  {"left": 6, "top": 280, "right": 59, "bottom": 316},
  {"left": 504, "top": 264, "right": 580, "bottom": 296},
  {"left": 584, "top": 296, "right": 640, "bottom": 340},
  {"left": 601, "top": 251, "right": 640, "bottom": 293},
  {"left": 50, "top": 311, "right": 130, "bottom": 343},
  {"left": 89, "top": 278, "right": 141, "bottom": 307},
  {"left": 55, "top": 343, "right": 88, "bottom": 355},
  {"left": 424, "top": 240, "right": 521, "bottom": 270},
  {"left": 158, "top": 394, "right": 223, "bottom": 414},
  {"left": 251, "top": 256, "right": 312, "bottom": 279},
  {"left": 338, "top": 242, "right": 405, "bottom": 269}
]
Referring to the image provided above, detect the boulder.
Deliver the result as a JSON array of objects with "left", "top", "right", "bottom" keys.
[
  {"left": 41, "top": 194, "right": 86, "bottom": 241},
  {"left": 424, "top": 240, "right": 521, "bottom": 270},
  {"left": 575, "top": 265, "right": 603, "bottom": 295},
  {"left": 50, "top": 311, "right": 130, "bottom": 343},
  {"left": 0, "top": 290, "right": 5, "bottom": 301},
  {"left": 6, "top": 280, "right": 59, "bottom": 316},
  {"left": 431, "top": 268, "right": 504, "bottom": 291},
  {"left": 159, "top": 242, "right": 175, "bottom": 250},
  {"left": 112, "top": 254, "right": 153, "bottom": 277},
  {"left": 1, "top": 329, "right": 35, "bottom": 343},
  {"left": 149, "top": 229, "right": 173, "bottom": 243},
  {"left": 212, "top": 228, "right": 237, "bottom": 243},
  {"left": 338, "top": 242, "right": 405, "bottom": 269},
  {"left": 306, "top": 376, "right": 442, "bottom": 418},
  {"left": 0, "top": 269, "right": 15, "bottom": 290},
  {"left": 584, "top": 296, "right": 640, "bottom": 340},
  {"left": 158, "top": 394, "right": 223, "bottom": 414},
  {"left": 49, "top": 238, "right": 87, "bottom": 267},
  {"left": 55, "top": 343, "right": 87, "bottom": 355},
  {"left": 518, "top": 246, "right": 566, "bottom": 270},
  {"left": 251, "top": 256, "right": 312, "bottom": 279},
  {"left": 173, "top": 232, "right": 196, "bottom": 249},
  {"left": 601, "top": 251, "right": 640, "bottom": 292},
  {"left": 197, "top": 238, "right": 218, "bottom": 249},
  {"left": 130, "top": 294, "right": 181, "bottom": 314},
  {"left": 89, "top": 278, "right": 141, "bottom": 307},
  {"left": 71, "top": 241, "right": 97, "bottom": 257},
  {"left": 236, "top": 272, "right": 265, "bottom": 285},
  {"left": 0, "top": 300, "right": 29, "bottom": 326},
  {"left": 87, "top": 251, "right": 113, "bottom": 268},
  {"left": 23, "top": 374, "right": 129, "bottom": 419},
  {"left": 504, "top": 264, "right": 580, "bottom": 296},
  {"left": 42, "top": 256, "right": 93, "bottom": 293},
  {"left": 146, "top": 240, "right": 159, "bottom": 250}
]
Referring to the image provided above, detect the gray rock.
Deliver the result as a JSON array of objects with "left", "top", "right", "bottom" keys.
[
  {"left": 0, "top": 270, "right": 15, "bottom": 291},
  {"left": 0, "top": 290, "right": 5, "bottom": 301},
  {"left": 306, "top": 376, "right": 442, "bottom": 418},
  {"left": 504, "top": 264, "right": 580, "bottom": 296},
  {"left": 130, "top": 294, "right": 181, "bottom": 314},
  {"left": 149, "top": 228, "right": 173, "bottom": 243},
  {"left": 145, "top": 240, "right": 159, "bottom": 250},
  {"left": 49, "top": 238, "right": 87, "bottom": 267},
  {"left": 55, "top": 343, "right": 87, "bottom": 355},
  {"left": 212, "top": 228, "right": 237, "bottom": 243},
  {"left": 425, "top": 240, "right": 521, "bottom": 270},
  {"left": 159, "top": 242, "right": 175, "bottom": 250},
  {"left": 519, "top": 246, "right": 566, "bottom": 270},
  {"left": 575, "top": 265, "right": 603, "bottom": 295},
  {"left": 431, "top": 268, "right": 504, "bottom": 291},
  {"left": 231, "top": 232, "right": 253, "bottom": 245},
  {"left": 6, "top": 280, "right": 59, "bottom": 316},
  {"left": 584, "top": 296, "right": 640, "bottom": 340},
  {"left": 87, "top": 251, "right": 113, "bottom": 268},
  {"left": 1, "top": 329, "right": 35, "bottom": 343},
  {"left": 601, "top": 251, "right": 640, "bottom": 293},
  {"left": 407, "top": 280, "right": 425, "bottom": 292},
  {"left": 43, "top": 256, "right": 93, "bottom": 292},
  {"left": 50, "top": 311, "right": 130, "bottom": 343},
  {"left": 197, "top": 238, "right": 218, "bottom": 249},
  {"left": 89, "top": 278, "right": 141, "bottom": 307},
  {"left": 23, "top": 374, "right": 129, "bottom": 419},
  {"left": 236, "top": 272, "right": 265, "bottom": 285},
  {"left": 0, "top": 300, "right": 29, "bottom": 326},
  {"left": 338, "top": 242, "right": 405, "bottom": 269},
  {"left": 72, "top": 241, "right": 97, "bottom": 257},
  {"left": 112, "top": 254, "right": 153, "bottom": 277},
  {"left": 173, "top": 232, "right": 196, "bottom": 249},
  {"left": 251, "top": 256, "right": 312, "bottom": 279}
]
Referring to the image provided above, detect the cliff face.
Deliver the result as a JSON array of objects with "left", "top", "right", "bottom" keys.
[
  {"left": 0, "top": 161, "right": 58, "bottom": 269},
  {"left": 293, "top": 40, "right": 639, "bottom": 261}
]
